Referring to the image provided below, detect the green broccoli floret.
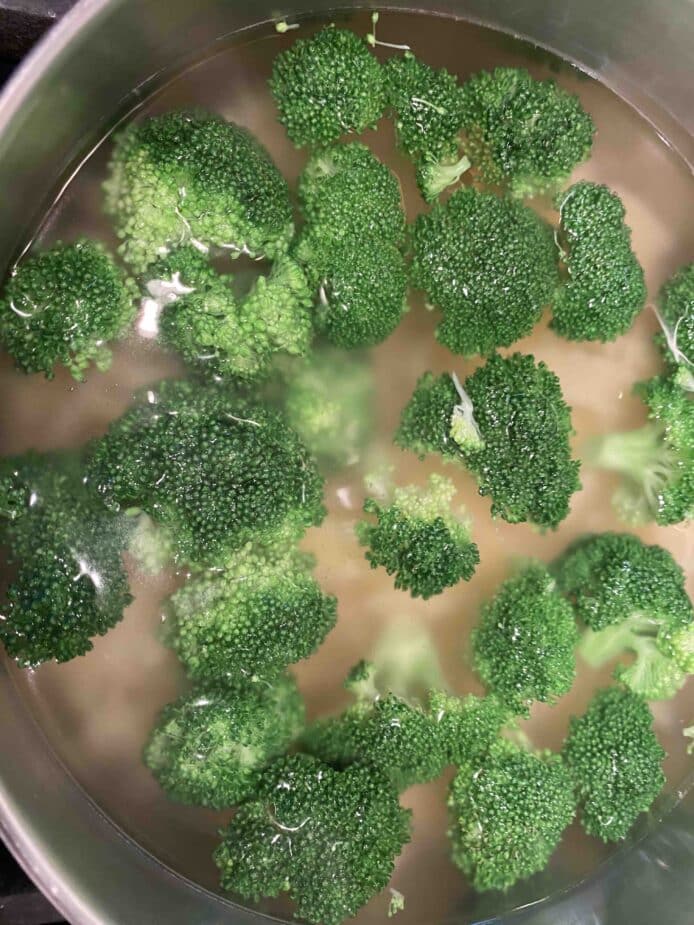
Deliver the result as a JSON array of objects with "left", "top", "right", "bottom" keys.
[
  {"left": 472, "top": 562, "right": 578, "bottom": 714},
  {"left": 654, "top": 262, "right": 694, "bottom": 391},
  {"left": 563, "top": 686, "right": 665, "bottom": 841},
  {"left": 448, "top": 739, "right": 576, "bottom": 892},
  {"left": 397, "top": 356, "right": 581, "bottom": 528},
  {"left": 428, "top": 691, "right": 511, "bottom": 766},
  {"left": 552, "top": 182, "right": 646, "bottom": 342},
  {"left": 214, "top": 753, "right": 410, "bottom": 925},
  {"left": 0, "top": 239, "right": 136, "bottom": 380},
  {"left": 104, "top": 110, "right": 293, "bottom": 271},
  {"left": 166, "top": 545, "right": 337, "bottom": 684},
  {"left": 0, "top": 452, "right": 132, "bottom": 667},
  {"left": 356, "top": 473, "right": 479, "bottom": 599},
  {"left": 458, "top": 66, "right": 594, "bottom": 198},
  {"left": 586, "top": 374, "right": 694, "bottom": 526},
  {"left": 144, "top": 674, "right": 304, "bottom": 809},
  {"left": 269, "top": 26, "right": 385, "bottom": 147},
  {"left": 85, "top": 379, "right": 325, "bottom": 568},
  {"left": 410, "top": 187, "right": 558, "bottom": 356}
]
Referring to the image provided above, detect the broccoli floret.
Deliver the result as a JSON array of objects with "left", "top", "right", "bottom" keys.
[
  {"left": 395, "top": 371, "right": 465, "bottom": 460},
  {"left": 458, "top": 66, "right": 594, "bottom": 198},
  {"left": 144, "top": 674, "right": 304, "bottom": 809},
  {"left": 269, "top": 26, "right": 385, "bottom": 147},
  {"left": 356, "top": 473, "right": 479, "bottom": 599},
  {"left": 586, "top": 374, "right": 694, "bottom": 526},
  {"left": 472, "top": 563, "right": 578, "bottom": 713},
  {"left": 85, "top": 379, "right": 325, "bottom": 567},
  {"left": 428, "top": 691, "right": 510, "bottom": 766},
  {"left": 410, "top": 187, "right": 558, "bottom": 356},
  {"left": 104, "top": 110, "right": 293, "bottom": 271},
  {"left": 563, "top": 686, "right": 665, "bottom": 841},
  {"left": 654, "top": 262, "right": 694, "bottom": 391},
  {"left": 0, "top": 239, "right": 136, "bottom": 380},
  {"left": 214, "top": 753, "right": 410, "bottom": 925},
  {"left": 552, "top": 182, "right": 646, "bottom": 342},
  {"left": 166, "top": 545, "right": 337, "bottom": 684},
  {"left": 448, "top": 739, "right": 576, "bottom": 892}
]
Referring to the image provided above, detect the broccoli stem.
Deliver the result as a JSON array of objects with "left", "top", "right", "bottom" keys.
[
  {"left": 366, "top": 12, "right": 411, "bottom": 50},
  {"left": 422, "top": 153, "right": 471, "bottom": 201}
]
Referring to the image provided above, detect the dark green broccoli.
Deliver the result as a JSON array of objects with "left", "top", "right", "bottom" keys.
[
  {"left": 458, "top": 66, "right": 594, "bottom": 198},
  {"left": 0, "top": 239, "right": 136, "bottom": 380},
  {"left": 428, "top": 691, "right": 511, "bottom": 766},
  {"left": 654, "top": 262, "right": 694, "bottom": 391},
  {"left": 472, "top": 562, "right": 579, "bottom": 714},
  {"left": 214, "top": 753, "right": 411, "bottom": 925},
  {"left": 563, "top": 686, "right": 665, "bottom": 841},
  {"left": 410, "top": 187, "right": 558, "bottom": 356},
  {"left": 356, "top": 473, "right": 479, "bottom": 599},
  {"left": 104, "top": 110, "right": 293, "bottom": 271},
  {"left": 166, "top": 545, "right": 337, "bottom": 684},
  {"left": 0, "top": 452, "right": 132, "bottom": 667},
  {"left": 269, "top": 26, "right": 385, "bottom": 147},
  {"left": 85, "top": 379, "right": 325, "bottom": 568},
  {"left": 552, "top": 182, "right": 646, "bottom": 342},
  {"left": 394, "top": 370, "right": 481, "bottom": 460},
  {"left": 144, "top": 674, "right": 304, "bottom": 809},
  {"left": 448, "top": 739, "right": 576, "bottom": 892},
  {"left": 586, "top": 374, "right": 694, "bottom": 526}
]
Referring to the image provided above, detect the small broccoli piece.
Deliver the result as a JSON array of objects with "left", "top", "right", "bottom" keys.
[
  {"left": 269, "top": 26, "right": 385, "bottom": 147},
  {"left": 552, "top": 182, "right": 646, "bottom": 342},
  {"left": 586, "top": 374, "right": 694, "bottom": 526},
  {"left": 85, "top": 379, "right": 325, "bottom": 567},
  {"left": 472, "top": 563, "right": 578, "bottom": 713},
  {"left": 394, "top": 371, "right": 463, "bottom": 460},
  {"left": 448, "top": 739, "right": 576, "bottom": 892},
  {"left": 654, "top": 262, "right": 694, "bottom": 391},
  {"left": 104, "top": 110, "right": 293, "bottom": 271},
  {"left": 428, "top": 691, "right": 510, "bottom": 766},
  {"left": 356, "top": 473, "right": 479, "bottom": 599},
  {"left": 144, "top": 674, "right": 304, "bottom": 809},
  {"left": 458, "top": 66, "right": 594, "bottom": 198},
  {"left": 410, "top": 187, "right": 558, "bottom": 356},
  {"left": 563, "top": 686, "right": 665, "bottom": 842},
  {"left": 215, "top": 753, "right": 411, "bottom": 925},
  {"left": 0, "top": 239, "right": 136, "bottom": 380},
  {"left": 166, "top": 545, "right": 337, "bottom": 684}
]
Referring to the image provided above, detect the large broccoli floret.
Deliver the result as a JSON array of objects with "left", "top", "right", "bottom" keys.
[
  {"left": 85, "top": 380, "right": 325, "bottom": 568},
  {"left": 472, "top": 562, "right": 578, "bottom": 714},
  {"left": 144, "top": 674, "right": 304, "bottom": 809},
  {"left": 552, "top": 182, "right": 646, "bottom": 342},
  {"left": 269, "top": 26, "right": 385, "bottom": 147},
  {"left": 586, "top": 374, "right": 694, "bottom": 526},
  {"left": 410, "top": 187, "right": 558, "bottom": 356},
  {"left": 166, "top": 545, "right": 337, "bottom": 684},
  {"left": 563, "top": 686, "right": 665, "bottom": 842},
  {"left": 356, "top": 473, "right": 479, "bottom": 599},
  {"left": 0, "top": 239, "right": 136, "bottom": 380},
  {"left": 448, "top": 739, "right": 576, "bottom": 892},
  {"left": 458, "top": 66, "right": 594, "bottom": 198},
  {"left": 214, "top": 753, "right": 410, "bottom": 925},
  {"left": 104, "top": 110, "right": 293, "bottom": 271},
  {"left": 654, "top": 262, "right": 694, "bottom": 391}
]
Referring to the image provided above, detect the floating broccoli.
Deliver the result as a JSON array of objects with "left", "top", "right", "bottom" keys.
[
  {"left": 552, "top": 182, "right": 646, "bottom": 342},
  {"left": 215, "top": 753, "right": 410, "bottom": 925},
  {"left": 356, "top": 473, "right": 479, "bottom": 599},
  {"left": 428, "top": 691, "right": 511, "bottom": 766},
  {"left": 410, "top": 187, "right": 558, "bottom": 356},
  {"left": 144, "top": 674, "right": 304, "bottom": 809},
  {"left": 104, "top": 110, "right": 293, "bottom": 271},
  {"left": 654, "top": 262, "right": 694, "bottom": 391},
  {"left": 563, "top": 686, "right": 665, "bottom": 841},
  {"left": 0, "top": 239, "right": 136, "bottom": 380}
]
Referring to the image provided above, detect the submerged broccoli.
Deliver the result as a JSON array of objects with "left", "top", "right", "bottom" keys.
[
  {"left": 144, "top": 674, "right": 304, "bottom": 809},
  {"left": 85, "top": 379, "right": 325, "bottom": 567},
  {"left": 410, "top": 187, "right": 558, "bottom": 356},
  {"left": 356, "top": 473, "right": 479, "bottom": 599},
  {"left": 269, "top": 26, "right": 385, "bottom": 147},
  {"left": 215, "top": 753, "right": 410, "bottom": 925},
  {"left": 563, "top": 686, "right": 665, "bottom": 842},
  {"left": 552, "top": 182, "right": 646, "bottom": 342},
  {"left": 104, "top": 110, "right": 293, "bottom": 271},
  {"left": 458, "top": 66, "right": 594, "bottom": 198},
  {"left": 0, "top": 239, "right": 136, "bottom": 380},
  {"left": 472, "top": 562, "right": 579, "bottom": 714},
  {"left": 654, "top": 262, "right": 694, "bottom": 391}
]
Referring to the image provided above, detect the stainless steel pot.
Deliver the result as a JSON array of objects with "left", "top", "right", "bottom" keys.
[{"left": 0, "top": 2, "right": 692, "bottom": 923}]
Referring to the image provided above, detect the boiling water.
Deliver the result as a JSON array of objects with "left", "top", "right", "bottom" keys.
[{"left": 1, "top": 11, "right": 693, "bottom": 925}]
